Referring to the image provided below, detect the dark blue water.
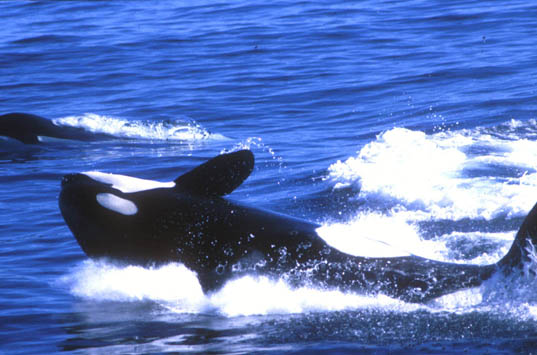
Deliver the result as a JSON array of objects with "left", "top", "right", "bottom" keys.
[{"left": 2, "top": 1, "right": 537, "bottom": 353}]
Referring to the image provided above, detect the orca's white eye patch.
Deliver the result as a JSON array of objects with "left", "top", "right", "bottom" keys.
[{"left": 96, "top": 193, "right": 138, "bottom": 215}]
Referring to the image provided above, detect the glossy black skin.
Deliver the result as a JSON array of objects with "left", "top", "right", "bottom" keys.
[
  {"left": 0, "top": 113, "right": 109, "bottom": 144},
  {"left": 59, "top": 151, "right": 537, "bottom": 303}
]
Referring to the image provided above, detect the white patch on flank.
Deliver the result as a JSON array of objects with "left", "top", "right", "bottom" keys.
[
  {"left": 84, "top": 171, "right": 175, "bottom": 193},
  {"left": 96, "top": 193, "right": 138, "bottom": 215},
  {"left": 316, "top": 213, "right": 419, "bottom": 258},
  {"left": 317, "top": 227, "right": 412, "bottom": 258}
]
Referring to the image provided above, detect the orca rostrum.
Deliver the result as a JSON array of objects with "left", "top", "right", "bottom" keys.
[{"left": 59, "top": 150, "right": 537, "bottom": 302}]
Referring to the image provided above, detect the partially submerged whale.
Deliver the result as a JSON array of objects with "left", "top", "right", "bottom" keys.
[
  {"left": 59, "top": 150, "right": 537, "bottom": 302},
  {"left": 0, "top": 112, "right": 109, "bottom": 144}
]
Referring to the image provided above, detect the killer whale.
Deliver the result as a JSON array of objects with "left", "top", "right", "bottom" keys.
[
  {"left": 59, "top": 150, "right": 537, "bottom": 302},
  {"left": 0, "top": 112, "right": 110, "bottom": 144}
]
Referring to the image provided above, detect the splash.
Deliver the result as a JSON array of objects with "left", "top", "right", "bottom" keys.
[
  {"left": 208, "top": 276, "right": 419, "bottom": 317},
  {"left": 61, "top": 260, "right": 423, "bottom": 316},
  {"left": 316, "top": 119, "right": 537, "bottom": 318},
  {"left": 54, "top": 113, "right": 226, "bottom": 141},
  {"left": 60, "top": 261, "right": 207, "bottom": 314},
  {"left": 60, "top": 258, "right": 537, "bottom": 319},
  {"left": 222, "top": 136, "right": 284, "bottom": 167},
  {"left": 326, "top": 121, "right": 537, "bottom": 220}
]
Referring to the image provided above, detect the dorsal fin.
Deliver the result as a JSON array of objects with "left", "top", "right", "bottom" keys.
[
  {"left": 498, "top": 201, "right": 537, "bottom": 272},
  {"left": 174, "top": 150, "right": 254, "bottom": 196}
]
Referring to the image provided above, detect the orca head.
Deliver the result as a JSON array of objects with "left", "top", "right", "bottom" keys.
[
  {"left": 60, "top": 172, "right": 140, "bottom": 215},
  {"left": 59, "top": 172, "right": 154, "bottom": 258},
  {"left": 59, "top": 150, "right": 255, "bottom": 261},
  {"left": 0, "top": 113, "right": 46, "bottom": 144}
]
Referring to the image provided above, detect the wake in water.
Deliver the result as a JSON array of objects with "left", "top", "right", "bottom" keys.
[
  {"left": 54, "top": 113, "right": 226, "bottom": 142},
  {"left": 326, "top": 120, "right": 537, "bottom": 220},
  {"left": 60, "top": 255, "right": 537, "bottom": 319}
]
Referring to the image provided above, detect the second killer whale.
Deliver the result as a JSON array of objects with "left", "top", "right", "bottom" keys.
[
  {"left": 59, "top": 150, "right": 537, "bottom": 302},
  {"left": 0, "top": 112, "right": 111, "bottom": 144}
]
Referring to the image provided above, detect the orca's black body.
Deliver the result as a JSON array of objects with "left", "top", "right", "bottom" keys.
[
  {"left": 59, "top": 150, "right": 537, "bottom": 302},
  {"left": 0, "top": 113, "right": 108, "bottom": 144}
]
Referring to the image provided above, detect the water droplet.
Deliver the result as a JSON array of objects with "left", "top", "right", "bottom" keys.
[{"left": 216, "top": 264, "right": 225, "bottom": 274}]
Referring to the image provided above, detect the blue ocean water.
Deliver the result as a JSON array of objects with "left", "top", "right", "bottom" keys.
[{"left": 2, "top": 0, "right": 537, "bottom": 353}]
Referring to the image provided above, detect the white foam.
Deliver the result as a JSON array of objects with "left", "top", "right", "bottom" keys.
[
  {"left": 96, "top": 193, "right": 138, "bottom": 215},
  {"left": 207, "top": 276, "right": 418, "bottom": 317},
  {"left": 327, "top": 123, "right": 537, "bottom": 220},
  {"left": 54, "top": 113, "right": 226, "bottom": 141},
  {"left": 60, "top": 255, "right": 537, "bottom": 318},
  {"left": 320, "top": 122, "right": 533, "bottom": 264},
  {"left": 428, "top": 287, "right": 484, "bottom": 312},
  {"left": 84, "top": 171, "right": 175, "bottom": 193},
  {"left": 61, "top": 260, "right": 422, "bottom": 316},
  {"left": 62, "top": 261, "right": 207, "bottom": 313}
]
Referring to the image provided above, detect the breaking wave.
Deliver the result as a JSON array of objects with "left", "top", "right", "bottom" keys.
[{"left": 326, "top": 120, "right": 537, "bottom": 221}]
